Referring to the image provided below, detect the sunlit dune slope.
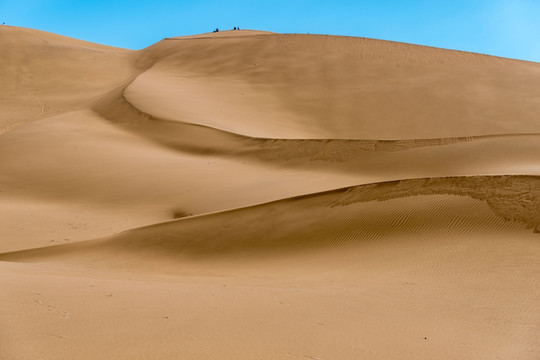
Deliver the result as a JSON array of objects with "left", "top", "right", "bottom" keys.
[{"left": 130, "top": 33, "right": 540, "bottom": 139}]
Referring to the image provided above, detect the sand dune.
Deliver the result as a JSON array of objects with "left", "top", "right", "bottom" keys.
[
  {"left": 1, "top": 26, "right": 540, "bottom": 359},
  {"left": 2, "top": 175, "right": 539, "bottom": 262},
  {"left": 132, "top": 33, "right": 540, "bottom": 139},
  {"left": 0, "top": 26, "right": 136, "bottom": 135}
]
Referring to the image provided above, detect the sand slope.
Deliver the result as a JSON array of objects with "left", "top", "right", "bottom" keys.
[
  {"left": 0, "top": 26, "right": 135, "bottom": 135},
  {"left": 1, "top": 26, "right": 540, "bottom": 359},
  {"left": 131, "top": 33, "right": 540, "bottom": 139}
]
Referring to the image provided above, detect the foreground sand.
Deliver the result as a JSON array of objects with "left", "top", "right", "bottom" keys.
[{"left": 1, "top": 26, "right": 540, "bottom": 359}]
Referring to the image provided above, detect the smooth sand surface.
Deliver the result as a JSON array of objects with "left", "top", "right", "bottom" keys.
[{"left": 1, "top": 26, "right": 540, "bottom": 359}]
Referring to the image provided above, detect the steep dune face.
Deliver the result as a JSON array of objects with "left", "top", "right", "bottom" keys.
[{"left": 1, "top": 27, "right": 540, "bottom": 360}]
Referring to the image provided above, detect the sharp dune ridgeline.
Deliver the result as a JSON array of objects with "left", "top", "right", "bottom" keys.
[{"left": 1, "top": 26, "right": 540, "bottom": 359}]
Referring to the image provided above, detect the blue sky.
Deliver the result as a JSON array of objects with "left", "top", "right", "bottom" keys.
[{"left": 1, "top": 0, "right": 539, "bottom": 62}]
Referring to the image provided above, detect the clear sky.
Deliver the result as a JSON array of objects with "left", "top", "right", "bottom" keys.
[{"left": 1, "top": 0, "right": 539, "bottom": 62}]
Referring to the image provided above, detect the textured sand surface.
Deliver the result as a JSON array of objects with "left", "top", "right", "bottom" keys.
[{"left": 1, "top": 26, "right": 540, "bottom": 359}]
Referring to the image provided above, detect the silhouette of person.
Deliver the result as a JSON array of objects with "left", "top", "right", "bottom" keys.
[{"left": 234, "top": 27, "right": 237, "bottom": 30}]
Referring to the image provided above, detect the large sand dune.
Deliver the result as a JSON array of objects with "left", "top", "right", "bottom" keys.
[{"left": 1, "top": 26, "right": 539, "bottom": 359}]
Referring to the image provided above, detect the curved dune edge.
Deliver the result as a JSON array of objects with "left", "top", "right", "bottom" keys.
[
  {"left": 93, "top": 83, "right": 540, "bottom": 162},
  {"left": 1, "top": 174, "right": 538, "bottom": 263}
]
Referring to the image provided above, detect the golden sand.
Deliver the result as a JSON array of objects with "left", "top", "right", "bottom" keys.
[{"left": 1, "top": 26, "right": 539, "bottom": 359}]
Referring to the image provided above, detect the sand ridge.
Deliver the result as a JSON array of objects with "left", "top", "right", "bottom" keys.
[
  {"left": 1, "top": 26, "right": 540, "bottom": 359},
  {"left": 1, "top": 174, "right": 539, "bottom": 262}
]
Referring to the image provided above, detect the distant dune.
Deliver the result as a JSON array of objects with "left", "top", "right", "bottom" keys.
[{"left": 1, "top": 26, "right": 539, "bottom": 360}]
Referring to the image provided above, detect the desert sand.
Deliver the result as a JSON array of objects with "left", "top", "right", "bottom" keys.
[{"left": 1, "top": 26, "right": 540, "bottom": 359}]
